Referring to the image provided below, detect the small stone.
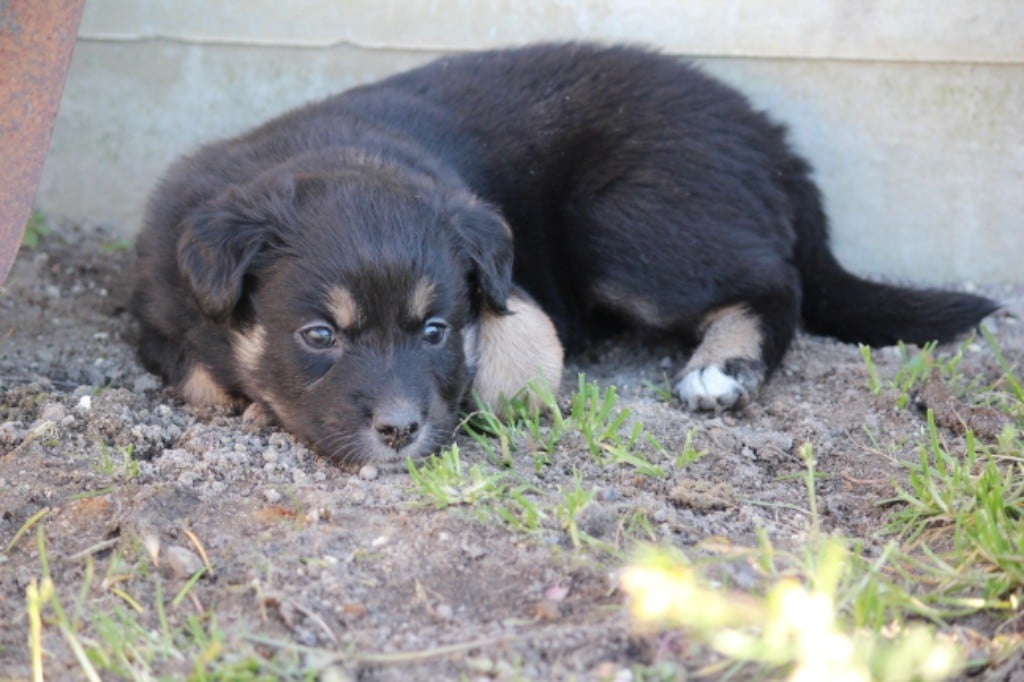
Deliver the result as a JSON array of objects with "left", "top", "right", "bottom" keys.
[
  {"left": 358, "top": 464, "right": 378, "bottom": 481},
  {"left": 76, "top": 395, "right": 92, "bottom": 413},
  {"left": 435, "top": 603, "right": 454, "bottom": 620},
  {"left": 133, "top": 374, "right": 160, "bottom": 392},
  {"left": 263, "top": 488, "right": 282, "bottom": 504},
  {"left": 268, "top": 432, "right": 291, "bottom": 452},
  {"left": 319, "top": 666, "right": 354, "bottom": 682},
  {"left": 530, "top": 599, "right": 560, "bottom": 621},
  {"left": 577, "top": 503, "right": 616, "bottom": 538},
  {"left": 165, "top": 545, "right": 204, "bottom": 578},
  {"left": 462, "top": 543, "right": 487, "bottom": 560},
  {"left": 465, "top": 657, "right": 494, "bottom": 674},
  {"left": 40, "top": 402, "right": 66, "bottom": 422},
  {"left": 0, "top": 423, "right": 20, "bottom": 447}
]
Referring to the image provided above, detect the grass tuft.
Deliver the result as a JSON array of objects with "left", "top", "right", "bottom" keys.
[{"left": 407, "top": 444, "right": 508, "bottom": 509}]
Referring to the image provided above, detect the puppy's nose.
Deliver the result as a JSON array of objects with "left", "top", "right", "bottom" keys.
[{"left": 372, "top": 402, "right": 421, "bottom": 451}]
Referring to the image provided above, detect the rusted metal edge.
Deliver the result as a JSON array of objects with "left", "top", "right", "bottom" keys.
[{"left": 0, "top": 0, "right": 86, "bottom": 285}]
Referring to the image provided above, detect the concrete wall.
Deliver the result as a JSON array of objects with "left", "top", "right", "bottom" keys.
[{"left": 36, "top": 1, "right": 1023, "bottom": 283}]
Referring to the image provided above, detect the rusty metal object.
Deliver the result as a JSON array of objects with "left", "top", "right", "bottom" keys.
[{"left": 0, "top": 0, "right": 85, "bottom": 285}]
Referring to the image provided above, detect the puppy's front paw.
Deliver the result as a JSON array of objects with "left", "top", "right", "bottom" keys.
[
  {"left": 674, "top": 359, "right": 764, "bottom": 411},
  {"left": 241, "top": 401, "right": 276, "bottom": 428}
]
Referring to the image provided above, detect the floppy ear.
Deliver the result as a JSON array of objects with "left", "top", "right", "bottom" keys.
[
  {"left": 177, "top": 179, "right": 295, "bottom": 320},
  {"left": 449, "top": 198, "right": 514, "bottom": 313}
]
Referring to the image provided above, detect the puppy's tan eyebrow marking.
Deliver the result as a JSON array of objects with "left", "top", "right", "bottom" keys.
[
  {"left": 409, "top": 278, "right": 437, "bottom": 320},
  {"left": 327, "top": 286, "right": 360, "bottom": 328}
]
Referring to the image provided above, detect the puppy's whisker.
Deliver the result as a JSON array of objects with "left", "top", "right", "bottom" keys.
[{"left": 314, "top": 429, "right": 359, "bottom": 456}]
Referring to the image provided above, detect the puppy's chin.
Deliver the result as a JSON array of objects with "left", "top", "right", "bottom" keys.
[
  {"left": 358, "top": 423, "right": 446, "bottom": 472},
  {"left": 308, "top": 414, "right": 458, "bottom": 472}
]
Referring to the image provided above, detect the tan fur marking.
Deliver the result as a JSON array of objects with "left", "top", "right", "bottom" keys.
[
  {"left": 472, "top": 292, "right": 564, "bottom": 411},
  {"left": 232, "top": 324, "right": 266, "bottom": 377},
  {"left": 684, "top": 304, "right": 762, "bottom": 371},
  {"left": 327, "top": 286, "right": 360, "bottom": 328},
  {"left": 409, "top": 278, "right": 437, "bottom": 320},
  {"left": 590, "top": 280, "right": 665, "bottom": 326},
  {"left": 179, "top": 365, "right": 234, "bottom": 408}
]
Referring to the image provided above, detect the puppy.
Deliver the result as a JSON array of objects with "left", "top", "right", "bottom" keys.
[{"left": 131, "top": 43, "right": 997, "bottom": 468}]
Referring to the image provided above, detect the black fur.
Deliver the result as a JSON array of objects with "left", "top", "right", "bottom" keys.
[{"left": 131, "top": 43, "right": 997, "bottom": 466}]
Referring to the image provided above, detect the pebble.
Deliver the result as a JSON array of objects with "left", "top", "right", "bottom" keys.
[
  {"left": 133, "top": 374, "right": 160, "bottom": 392},
  {"left": 358, "top": 464, "right": 378, "bottom": 481},
  {"left": 263, "top": 488, "right": 282, "bottom": 504},
  {"left": 40, "top": 402, "right": 66, "bottom": 422},
  {"left": 268, "top": 432, "right": 291, "bottom": 452},
  {"left": 165, "top": 545, "right": 205, "bottom": 578},
  {"left": 76, "top": 395, "right": 92, "bottom": 413},
  {"left": 462, "top": 543, "right": 487, "bottom": 560},
  {"left": 0, "top": 423, "right": 22, "bottom": 448},
  {"left": 319, "top": 667, "right": 354, "bottom": 682}
]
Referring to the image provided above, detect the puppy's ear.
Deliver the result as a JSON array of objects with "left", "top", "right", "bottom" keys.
[
  {"left": 450, "top": 199, "right": 513, "bottom": 312},
  {"left": 177, "top": 179, "right": 295, "bottom": 320}
]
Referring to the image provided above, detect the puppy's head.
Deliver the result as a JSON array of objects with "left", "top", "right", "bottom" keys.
[{"left": 176, "top": 160, "right": 512, "bottom": 468}]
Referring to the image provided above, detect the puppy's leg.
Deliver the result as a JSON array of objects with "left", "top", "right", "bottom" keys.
[
  {"left": 675, "top": 294, "right": 798, "bottom": 411},
  {"left": 675, "top": 305, "right": 765, "bottom": 410},
  {"left": 470, "top": 288, "right": 564, "bottom": 411}
]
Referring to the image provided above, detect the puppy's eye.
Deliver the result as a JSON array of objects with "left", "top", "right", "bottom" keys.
[
  {"left": 422, "top": 318, "right": 449, "bottom": 346},
  {"left": 299, "top": 324, "right": 337, "bottom": 350}
]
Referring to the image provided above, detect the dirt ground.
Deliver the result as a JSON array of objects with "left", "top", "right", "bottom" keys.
[{"left": 1, "top": 221, "right": 1022, "bottom": 680}]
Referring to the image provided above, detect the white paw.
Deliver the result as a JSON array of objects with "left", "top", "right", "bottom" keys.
[{"left": 675, "top": 365, "right": 749, "bottom": 411}]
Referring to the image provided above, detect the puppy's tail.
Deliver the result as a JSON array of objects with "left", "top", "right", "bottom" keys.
[{"left": 784, "top": 158, "right": 998, "bottom": 347}]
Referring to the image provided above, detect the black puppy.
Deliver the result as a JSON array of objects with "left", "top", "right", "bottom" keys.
[{"left": 132, "top": 43, "right": 996, "bottom": 468}]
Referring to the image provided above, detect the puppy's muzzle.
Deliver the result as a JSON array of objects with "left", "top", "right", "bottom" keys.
[{"left": 372, "top": 400, "right": 422, "bottom": 451}]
